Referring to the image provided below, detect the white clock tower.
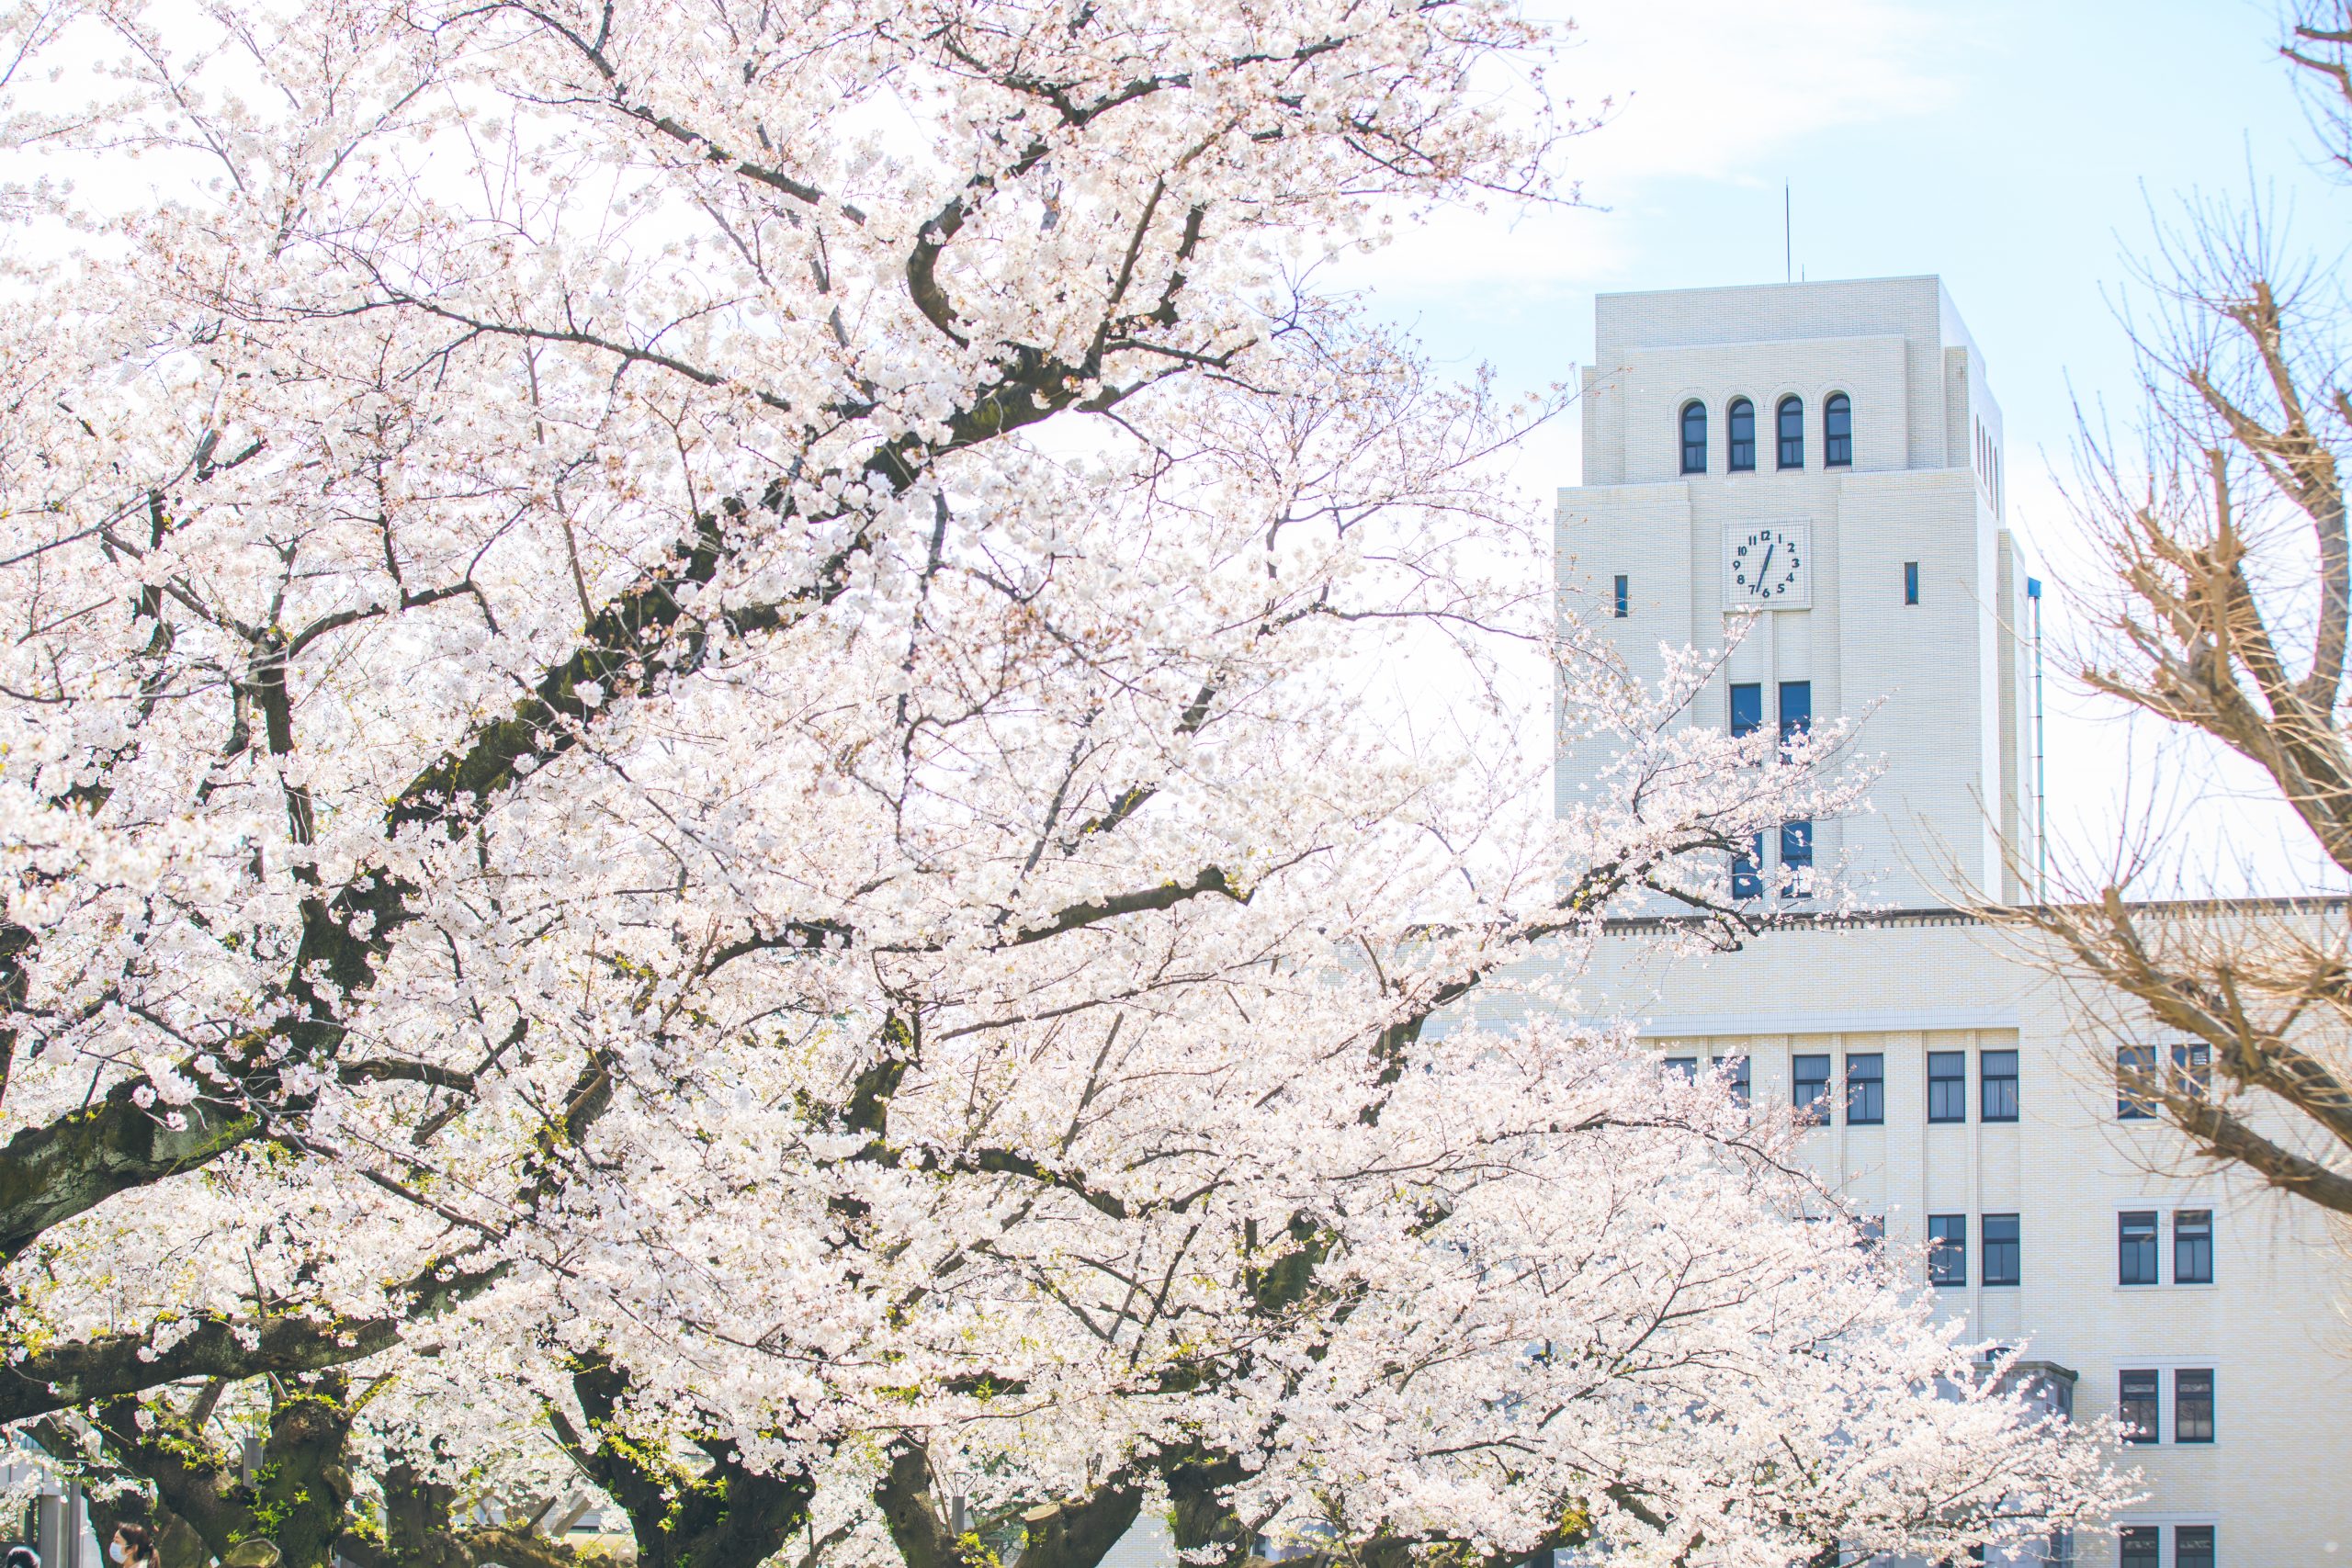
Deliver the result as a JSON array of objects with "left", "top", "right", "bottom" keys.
[{"left": 1558, "top": 275, "right": 2037, "bottom": 907}]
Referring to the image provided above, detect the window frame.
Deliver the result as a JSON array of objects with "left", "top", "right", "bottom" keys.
[
  {"left": 2173, "top": 1209, "right": 2214, "bottom": 1285},
  {"left": 1792, "top": 1053, "right": 1831, "bottom": 1117},
  {"left": 2174, "top": 1524, "right": 2215, "bottom": 1568},
  {"left": 2118, "top": 1369, "right": 2160, "bottom": 1445},
  {"left": 1981, "top": 1213, "right": 2020, "bottom": 1286},
  {"left": 1713, "top": 1054, "right": 1750, "bottom": 1106},
  {"left": 1844, "top": 1052, "right": 1883, "bottom": 1125},
  {"left": 1727, "top": 397, "right": 1756, "bottom": 472},
  {"left": 1775, "top": 394, "right": 1804, "bottom": 469},
  {"left": 1679, "top": 400, "right": 1707, "bottom": 475},
  {"left": 1980, "top": 1048, "right": 2019, "bottom": 1122},
  {"left": 1927, "top": 1051, "right": 1967, "bottom": 1123},
  {"left": 1823, "top": 391, "right": 1852, "bottom": 467},
  {"left": 1927, "top": 1213, "right": 1967, "bottom": 1286},
  {"left": 2119, "top": 1210, "right": 2160, "bottom": 1286},
  {"left": 1903, "top": 559, "right": 1919, "bottom": 604},
  {"left": 2117, "top": 1044, "right": 2159, "bottom": 1120},
  {"left": 2174, "top": 1368, "right": 2215, "bottom": 1445},
  {"left": 1730, "top": 682, "right": 1763, "bottom": 740},
  {"left": 1661, "top": 1055, "right": 1696, "bottom": 1082},
  {"left": 2117, "top": 1526, "right": 2159, "bottom": 1567},
  {"left": 1612, "top": 573, "right": 1628, "bottom": 619},
  {"left": 1731, "top": 831, "right": 1763, "bottom": 902}
]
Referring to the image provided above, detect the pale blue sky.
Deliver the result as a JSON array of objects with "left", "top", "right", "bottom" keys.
[{"left": 1342, "top": 0, "right": 2352, "bottom": 896}]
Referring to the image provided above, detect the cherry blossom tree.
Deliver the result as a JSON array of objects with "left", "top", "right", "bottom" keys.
[{"left": 0, "top": 2, "right": 2127, "bottom": 1565}]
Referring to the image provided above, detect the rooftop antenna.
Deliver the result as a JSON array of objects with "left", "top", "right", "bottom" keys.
[{"left": 1783, "top": 181, "right": 1792, "bottom": 283}]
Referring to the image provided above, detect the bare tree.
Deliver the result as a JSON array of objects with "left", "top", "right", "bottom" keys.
[{"left": 1994, "top": 6, "right": 2352, "bottom": 1217}]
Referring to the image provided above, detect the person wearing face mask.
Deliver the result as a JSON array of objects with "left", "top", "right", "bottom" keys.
[{"left": 105, "top": 1525, "right": 155, "bottom": 1568}]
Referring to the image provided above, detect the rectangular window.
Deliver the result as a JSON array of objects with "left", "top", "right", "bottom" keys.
[
  {"left": 2118, "top": 1044, "right": 2159, "bottom": 1120},
  {"left": 1792, "top": 1054, "right": 1831, "bottom": 1117},
  {"left": 1980, "top": 1048, "right": 2019, "bottom": 1122},
  {"left": 1731, "top": 831, "right": 1763, "bottom": 901},
  {"left": 1713, "top": 1054, "right": 1750, "bottom": 1106},
  {"left": 1928, "top": 1213, "right": 1967, "bottom": 1286},
  {"left": 1779, "top": 818, "right": 1813, "bottom": 896},
  {"left": 2171, "top": 1042, "right": 2211, "bottom": 1099},
  {"left": 2174, "top": 1525, "right": 2214, "bottom": 1568},
  {"left": 1844, "top": 1053, "right": 1883, "bottom": 1125},
  {"left": 1730, "top": 682, "right": 1763, "bottom": 739},
  {"left": 1778, "top": 680, "right": 1812, "bottom": 757},
  {"left": 1662, "top": 1055, "right": 1696, "bottom": 1081},
  {"left": 1613, "top": 573, "right": 1628, "bottom": 618},
  {"left": 2118, "top": 1526, "right": 2159, "bottom": 1567},
  {"left": 2118, "top": 1370, "right": 2160, "bottom": 1445},
  {"left": 2174, "top": 1209, "right": 2213, "bottom": 1284},
  {"left": 2119, "top": 1211, "right": 2159, "bottom": 1286},
  {"left": 1904, "top": 559, "right": 1919, "bottom": 604},
  {"left": 1928, "top": 1051, "right": 1967, "bottom": 1123},
  {"left": 2175, "top": 1370, "right": 2214, "bottom": 1444},
  {"left": 1982, "top": 1213, "right": 2020, "bottom": 1285},
  {"left": 1854, "top": 1213, "right": 1885, "bottom": 1251}
]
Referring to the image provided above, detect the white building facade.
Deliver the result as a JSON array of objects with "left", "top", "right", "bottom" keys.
[{"left": 1554, "top": 278, "right": 2352, "bottom": 1566}]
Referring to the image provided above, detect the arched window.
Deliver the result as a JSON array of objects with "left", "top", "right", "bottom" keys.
[
  {"left": 1679, "top": 400, "right": 1707, "bottom": 474},
  {"left": 1777, "top": 395, "right": 1804, "bottom": 469},
  {"left": 1824, "top": 392, "right": 1852, "bottom": 467},
  {"left": 1727, "top": 398, "right": 1756, "bottom": 472}
]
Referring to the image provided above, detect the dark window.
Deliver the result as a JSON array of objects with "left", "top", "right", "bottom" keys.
[
  {"left": 1982, "top": 1213, "right": 2019, "bottom": 1285},
  {"left": 1732, "top": 831, "right": 1763, "bottom": 901},
  {"left": 2174, "top": 1209, "right": 2213, "bottom": 1284},
  {"left": 1981, "top": 1049, "right": 2019, "bottom": 1122},
  {"left": 1928, "top": 1051, "right": 1967, "bottom": 1123},
  {"left": 1713, "top": 1054, "right": 1750, "bottom": 1105},
  {"left": 1928, "top": 1213, "right": 1967, "bottom": 1285},
  {"left": 1780, "top": 818, "right": 1813, "bottom": 896},
  {"left": 1792, "top": 1053, "right": 1831, "bottom": 1116},
  {"left": 1778, "top": 681, "right": 1812, "bottom": 758},
  {"left": 1662, "top": 1055, "right": 1696, "bottom": 1081},
  {"left": 2119, "top": 1526, "right": 2159, "bottom": 1566},
  {"left": 1777, "top": 395, "right": 1804, "bottom": 468},
  {"left": 1728, "top": 398, "right": 1756, "bottom": 471},
  {"left": 2119, "top": 1371, "right": 2160, "bottom": 1445},
  {"left": 1904, "top": 559, "right": 1919, "bottom": 604},
  {"left": 2175, "top": 1370, "right": 2214, "bottom": 1445},
  {"left": 1845, "top": 1053, "right": 1883, "bottom": 1125},
  {"left": 1855, "top": 1213, "right": 1885, "bottom": 1251},
  {"left": 1680, "top": 400, "right": 1707, "bottom": 474},
  {"left": 2175, "top": 1525, "right": 2214, "bottom": 1568},
  {"left": 1824, "top": 392, "right": 1852, "bottom": 466},
  {"left": 1730, "top": 682, "right": 1763, "bottom": 739},
  {"left": 2118, "top": 1045, "right": 2159, "bottom": 1120},
  {"left": 2172, "top": 1042, "right": 2211, "bottom": 1099},
  {"left": 2120, "top": 1211, "right": 2159, "bottom": 1285},
  {"left": 1613, "top": 573, "right": 1628, "bottom": 618}
]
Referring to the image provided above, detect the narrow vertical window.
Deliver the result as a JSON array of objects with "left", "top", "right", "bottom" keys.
[
  {"left": 1928, "top": 1051, "right": 1967, "bottom": 1122},
  {"left": 2119, "top": 1211, "right": 2159, "bottom": 1285},
  {"left": 1844, "top": 1053, "right": 1883, "bottom": 1124},
  {"left": 2118, "top": 1526, "right": 2159, "bottom": 1566},
  {"left": 1824, "top": 391, "right": 1851, "bottom": 466},
  {"left": 1730, "top": 682, "right": 1763, "bottom": 739},
  {"left": 2174, "top": 1371, "right": 2214, "bottom": 1444},
  {"left": 2117, "top": 1045, "right": 2159, "bottom": 1120},
  {"left": 1779, "top": 818, "right": 1813, "bottom": 896},
  {"left": 1680, "top": 400, "right": 1707, "bottom": 474},
  {"left": 1980, "top": 1049, "right": 2019, "bottom": 1122},
  {"left": 1776, "top": 395, "right": 1804, "bottom": 468},
  {"left": 1713, "top": 1054, "right": 1751, "bottom": 1105},
  {"left": 1778, "top": 681, "right": 1812, "bottom": 757},
  {"left": 1981, "top": 1213, "right": 2020, "bottom": 1285},
  {"left": 1613, "top": 573, "right": 1629, "bottom": 618},
  {"left": 2171, "top": 1042, "right": 2211, "bottom": 1099},
  {"left": 2175, "top": 1525, "right": 2215, "bottom": 1568},
  {"left": 2174, "top": 1209, "right": 2213, "bottom": 1283},
  {"left": 2118, "top": 1371, "right": 2160, "bottom": 1444},
  {"left": 1727, "top": 398, "right": 1756, "bottom": 471},
  {"left": 1792, "top": 1054, "right": 1831, "bottom": 1117},
  {"left": 1731, "top": 831, "right": 1763, "bottom": 901},
  {"left": 1927, "top": 1213, "right": 1967, "bottom": 1285},
  {"left": 1904, "top": 560, "right": 1919, "bottom": 604}
]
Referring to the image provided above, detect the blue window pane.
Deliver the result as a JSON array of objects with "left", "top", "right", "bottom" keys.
[
  {"left": 1792, "top": 1054, "right": 1831, "bottom": 1116},
  {"left": 1613, "top": 573, "right": 1628, "bottom": 618},
  {"left": 2119, "top": 1211, "right": 2158, "bottom": 1285},
  {"left": 1680, "top": 400, "right": 1707, "bottom": 474},
  {"left": 1845, "top": 1053, "right": 1883, "bottom": 1124},
  {"left": 1731, "top": 831, "right": 1763, "bottom": 900},
  {"left": 1779, "top": 681, "right": 1812, "bottom": 756},
  {"left": 1777, "top": 395, "right": 1804, "bottom": 468},
  {"left": 1928, "top": 1213, "right": 1967, "bottom": 1285},
  {"left": 1730, "top": 682, "right": 1763, "bottom": 739},
  {"left": 1727, "top": 398, "right": 1756, "bottom": 471},
  {"left": 1928, "top": 1051, "right": 1967, "bottom": 1123},
  {"left": 1904, "top": 559, "right": 1919, "bottom": 604},
  {"left": 1824, "top": 391, "right": 1852, "bottom": 466},
  {"left": 1982, "top": 1213, "right": 2019, "bottom": 1285},
  {"left": 1981, "top": 1049, "right": 2018, "bottom": 1122}
]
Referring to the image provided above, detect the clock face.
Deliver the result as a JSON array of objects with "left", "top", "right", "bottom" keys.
[{"left": 1724, "top": 521, "right": 1811, "bottom": 609}]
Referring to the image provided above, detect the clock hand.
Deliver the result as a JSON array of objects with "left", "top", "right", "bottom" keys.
[{"left": 1755, "top": 542, "right": 1776, "bottom": 592}]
